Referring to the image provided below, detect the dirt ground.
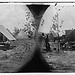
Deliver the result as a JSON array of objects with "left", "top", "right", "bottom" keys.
[
  {"left": 0, "top": 38, "right": 36, "bottom": 72},
  {"left": 42, "top": 50, "right": 75, "bottom": 72},
  {"left": 40, "top": 40, "right": 75, "bottom": 72}
]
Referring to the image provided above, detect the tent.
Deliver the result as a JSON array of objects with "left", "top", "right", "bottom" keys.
[
  {"left": 64, "top": 29, "right": 75, "bottom": 42},
  {"left": 0, "top": 25, "right": 16, "bottom": 40},
  {"left": 7, "top": 28, "right": 13, "bottom": 36},
  {"left": 17, "top": 30, "right": 28, "bottom": 39}
]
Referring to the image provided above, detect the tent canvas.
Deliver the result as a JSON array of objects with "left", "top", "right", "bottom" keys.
[
  {"left": 0, "top": 25, "right": 16, "bottom": 40},
  {"left": 7, "top": 28, "right": 13, "bottom": 36},
  {"left": 17, "top": 30, "right": 28, "bottom": 39},
  {"left": 64, "top": 29, "right": 75, "bottom": 42}
]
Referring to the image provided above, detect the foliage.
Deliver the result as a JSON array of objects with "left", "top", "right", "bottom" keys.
[
  {"left": 52, "top": 12, "right": 64, "bottom": 36},
  {"left": 13, "top": 27, "right": 20, "bottom": 37},
  {"left": 52, "top": 13, "right": 59, "bottom": 32}
]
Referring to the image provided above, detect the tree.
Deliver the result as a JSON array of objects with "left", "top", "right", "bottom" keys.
[
  {"left": 23, "top": 19, "right": 36, "bottom": 39},
  {"left": 28, "top": 30, "right": 33, "bottom": 38},
  {"left": 52, "top": 12, "right": 64, "bottom": 52}
]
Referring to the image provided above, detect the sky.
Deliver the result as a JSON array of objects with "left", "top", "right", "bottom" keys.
[
  {"left": 1, "top": 4, "right": 75, "bottom": 36},
  {"left": 38, "top": 6, "right": 54, "bottom": 33},
  {"left": 38, "top": 5, "right": 75, "bottom": 36},
  {"left": 0, "top": 4, "right": 34, "bottom": 33}
]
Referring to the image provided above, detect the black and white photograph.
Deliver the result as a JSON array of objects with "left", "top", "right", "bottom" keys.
[{"left": 0, "top": 1, "right": 74, "bottom": 73}]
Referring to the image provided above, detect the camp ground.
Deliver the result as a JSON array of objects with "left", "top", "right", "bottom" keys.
[
  {"left": 0, "top": 4, "right": 36, "bottom": 52},
  {"left": 0, "top": 4, "right": 38, "bottom": 73},
  {"left": 38, "top": 5, "right": 75, "bottom": 72},
  {"left": 0, "top": 25, "right": 35, "bottom": 51},
  {"left": 59, "top": 29, "right": 75, "bottom": 51},
  {"left": 38, "top": 5, "right": 75, "bottom": 52},
  {"left": 0, "top": 25, "right": 16, "bottom": 41},
  {"left": 0, "top": 25, "right": 16, "bottom": 51}
]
